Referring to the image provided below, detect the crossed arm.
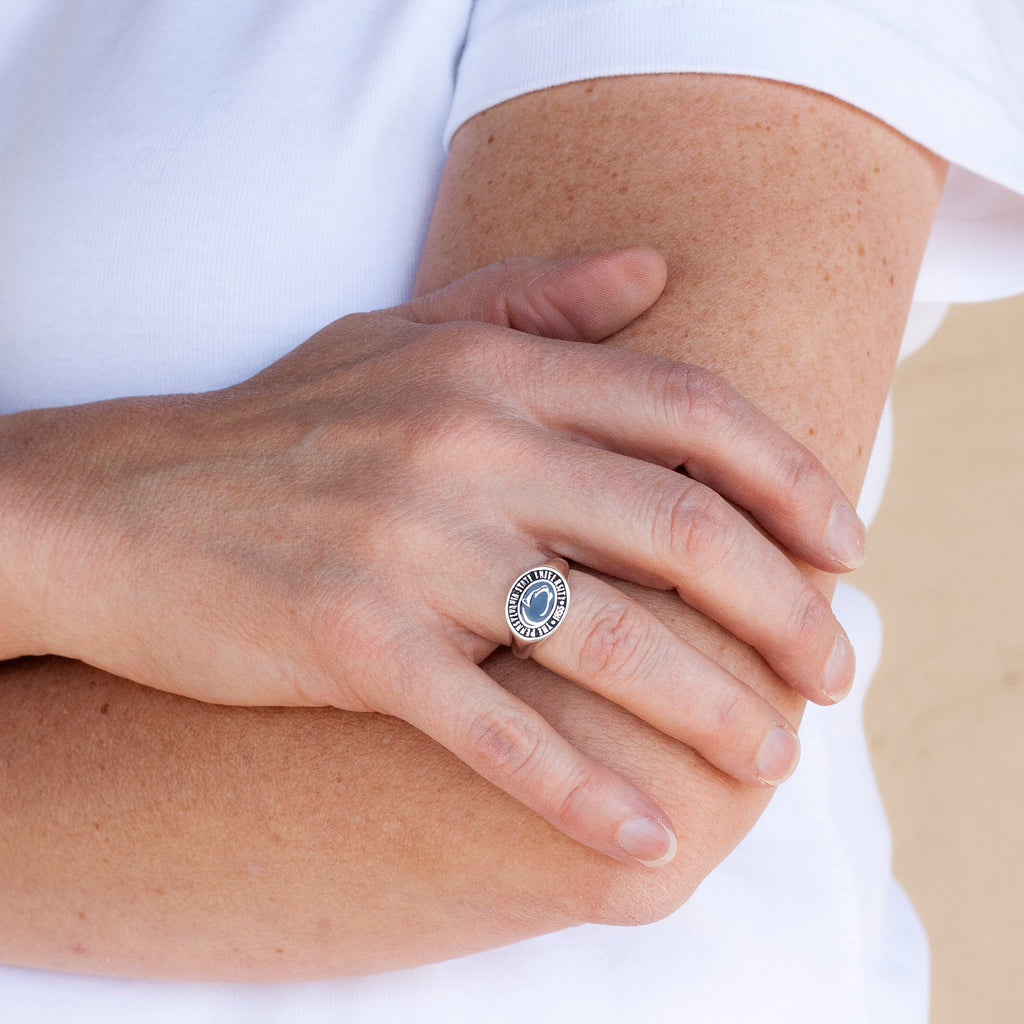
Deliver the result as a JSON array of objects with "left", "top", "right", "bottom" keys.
[{"left": 0, "top": 75, "right": 945, "bottom": 980}]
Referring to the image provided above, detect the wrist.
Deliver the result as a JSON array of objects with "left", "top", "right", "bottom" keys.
[
  {"left": 0, "top": 408, "right": 59, "bottom": 657},
  {"left": 0, "top": 397, "right": 161, "bottom": 661}
]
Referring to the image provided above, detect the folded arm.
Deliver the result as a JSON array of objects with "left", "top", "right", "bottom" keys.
[{"left": 0, "top": 75, "right": 945, "bottom": 980}]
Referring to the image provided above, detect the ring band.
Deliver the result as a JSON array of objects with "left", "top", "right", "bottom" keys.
[{"left": 505, "top": 558, "right": 571, "bottom": 659}]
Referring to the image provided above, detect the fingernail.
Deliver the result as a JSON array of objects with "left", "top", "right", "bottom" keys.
[
  {"left": 823, "top": 632, "right": 856, "bottom": 702},
  {"left": 617, "top": 816, "right": 678, "bottom": 867},
  {"left": 756, "top": 725, "right": 800, "bottom": 785},
  {"left": 826, "top": 502, "right": 867, "bottom": 569}
]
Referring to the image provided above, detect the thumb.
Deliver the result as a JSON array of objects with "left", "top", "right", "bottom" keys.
[{"left": 399, "top": 247, "right": 668, "bottom": 342}]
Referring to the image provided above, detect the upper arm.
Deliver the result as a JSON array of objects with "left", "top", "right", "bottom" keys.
[{"left": 418, "top": 74, "right": 946, "bottom": 503}]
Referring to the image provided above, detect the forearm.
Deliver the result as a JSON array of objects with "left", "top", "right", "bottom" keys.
[{"left": 0, "top": 650, "right": 737, "bottom": 980}]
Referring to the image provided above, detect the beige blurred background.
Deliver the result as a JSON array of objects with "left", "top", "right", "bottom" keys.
[{"left": 856, "top": 294, "right": 1024, "bottom": 1024}]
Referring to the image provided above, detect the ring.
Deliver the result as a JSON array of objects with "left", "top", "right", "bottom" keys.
[{"left": 505, "top": 558, "right": 571, "bottom": 659}]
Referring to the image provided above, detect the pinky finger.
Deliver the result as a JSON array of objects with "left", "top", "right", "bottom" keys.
[{"left": 402, "top": 649, "right": 678, "bottom": 868}]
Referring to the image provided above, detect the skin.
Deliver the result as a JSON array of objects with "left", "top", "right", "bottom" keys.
[
  {"left": 0, "top": 75, "right": 946, "bottom": 980},
  {"left": 0, "top": 249, "right": 856, "bottom": 865}
]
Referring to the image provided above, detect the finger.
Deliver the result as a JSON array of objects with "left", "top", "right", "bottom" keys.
[
  {"left": 462, "top": 564, "right": 801, "bottom": 785},
  {"left": 515, "top": 444, "right": 854, "bottom": 704},
  {"left": 400, "top": 647, "right": 678, "bottom": 867},
  {"left": 397, "top": 247, "right": 668, "bottom": 343},
  {"left": 502, "top": 339, "right": 867, "bottom": 573}
]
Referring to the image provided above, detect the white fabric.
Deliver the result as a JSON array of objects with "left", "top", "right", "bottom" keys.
[
  {"left": 448, "top": 0, "right": 1024, "bottom": 302},
  {"left": 1, "top": 1, "right": 1021, "bottom": 1021}
]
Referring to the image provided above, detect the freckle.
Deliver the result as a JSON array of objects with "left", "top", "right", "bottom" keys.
[
  {"left": 155, "top": 887, "right": 165, "bottom": 897},
  {"left": 824, "top": 272, "right": 831, "bottom": 282},
  {"left": 584, "top": 83, "right": 595, "bottom": 94},
  {"left": 857, "top": 444, "right": 864, "bottom": 457},
  {"left": 857, "top": 243, "right": 865, "bottom": 257},
  {"left": 873, "top": 166, "right": 880, "bottom": 173},
  {"left": 617, "top": 184, "right": 627, "bottom": 194},
  {"left": 889, "top": 274, "right": 895, "bottom": 285},
  {"left": 78, "top": 911, "right": 87, "bottom": 920},
  {"left": 276, "top": 948, "right": 285, "bottom": 955},
  {"left": 486, "top": 134, "right": 494, "bottom": 145},
  {"left": 100, "top": 703, "right": 109, "bottom": 715},
  {"left": 808, "top": 427, "right": 816, "bottom": 436}
]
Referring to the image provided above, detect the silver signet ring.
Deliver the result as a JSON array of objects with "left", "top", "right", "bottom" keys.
[{"left": 505, "top": 559, "right": 571, "bottom": 659}]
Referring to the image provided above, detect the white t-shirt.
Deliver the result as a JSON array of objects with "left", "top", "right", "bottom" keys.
[{"left": 1, "top": 2, "right": 1021, "bottom": 1021}]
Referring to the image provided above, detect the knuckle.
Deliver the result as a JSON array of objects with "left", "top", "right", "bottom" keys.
[
  {"left": 550, "top": 768, "right": 603, "bottom": 830},
  {"left": 469, "top": 258, "right": 538, "bottom": 330},
  {"left": 660, "top": 363, "right": 736, "bottom": 432},
  {"left": 577, "top": 604, "right": 656, "bottom": 681},
  {"left": 786, "top": 585, "right": 834, "bottom": 657},
  {"left": 400, "top": 401, "right": 509, "bottom": 487},
  {"left": 426, "top": 320, "right": 501, "bottom": 373},
  {"left": 703, "top": 687, "right": 751, "bottom": 751},
  {"left": 495, "top": 258, "right": 576, "bottom": 338},
  {"left": 776, "top": 445, "right": 827, "bottom": 515},
  {"left": 388, "top": 372, "right": 507, "bottom": 478},
  {"left": 663, "top": 484, "right": 729, "bottom": 568},
  {"left": 467, "top": 706, "right": 547, "bottom": 779},
  {"left": 331, "top": 309, "right": 376, "bottom": 336},
  {"left": 401, "top": 396, "right": 476, "bottom": 452},
  {"left": 427, "top": 319, "right": 523, "bottom": 401}
]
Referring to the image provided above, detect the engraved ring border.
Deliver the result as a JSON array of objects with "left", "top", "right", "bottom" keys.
[{"left": 505, "top": 563, "right": 571, "bottom": 645}]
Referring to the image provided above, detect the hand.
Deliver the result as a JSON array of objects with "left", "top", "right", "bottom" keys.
[{"left": 2, "top": 248, "right": 864, "bottom": 865}]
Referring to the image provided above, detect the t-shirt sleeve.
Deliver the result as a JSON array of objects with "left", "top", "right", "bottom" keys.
[{"left": 447, "top": 0, "right": 1024, "bottom": 302}]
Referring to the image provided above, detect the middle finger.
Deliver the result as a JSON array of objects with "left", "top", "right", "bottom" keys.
[{"left": 512, "top": 439, "right": 854, "bottom": 705}]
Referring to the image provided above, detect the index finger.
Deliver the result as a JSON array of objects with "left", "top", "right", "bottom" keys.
[{"left": 505, "top": 340, "right": 866, "bottom": 573}]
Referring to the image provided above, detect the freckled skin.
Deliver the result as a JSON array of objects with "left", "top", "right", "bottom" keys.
[{"left": 0, "top": 75, "right": 945, "bottom": 981}]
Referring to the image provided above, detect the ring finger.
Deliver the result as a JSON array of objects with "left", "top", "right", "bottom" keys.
[{"left": 456, "top": 556, "right": 801, "bottom": 788}]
